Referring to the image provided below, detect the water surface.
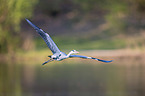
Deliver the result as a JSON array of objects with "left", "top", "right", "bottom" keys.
[{"left": 0, "top": 58, "right": 145, "bottom": 96}]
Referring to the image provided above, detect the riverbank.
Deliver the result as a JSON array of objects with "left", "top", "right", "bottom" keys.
[{"left": 0, "top": 49, "right": 145, "bottom": 64}]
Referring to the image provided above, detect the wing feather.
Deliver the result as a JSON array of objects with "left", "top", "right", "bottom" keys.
[
  {"left": 69, "top": 55, "right": 113, "bottom": 63},
  {"left": 26, "top": 19, "right": 60, "bottom": 54}
]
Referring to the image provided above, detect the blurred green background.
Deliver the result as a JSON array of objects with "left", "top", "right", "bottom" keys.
[{"left": 0, "top": 0, "right": 145, "bottom": 96}]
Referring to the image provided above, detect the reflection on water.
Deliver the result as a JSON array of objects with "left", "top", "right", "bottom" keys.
[
  {"left": 0, "top": 58, "right": 145, "bottom": 96},
  {"left": 0, "top": 62, "right": 22, "bottom": 96}
]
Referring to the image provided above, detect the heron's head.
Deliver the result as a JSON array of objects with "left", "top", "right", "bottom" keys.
[{"left": 70, "top": 50, "right": 79, "bottom": 54}]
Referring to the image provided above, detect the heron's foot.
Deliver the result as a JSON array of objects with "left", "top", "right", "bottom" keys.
[
  {"left": 42, "top": 61, "right": 48, "bottom": 65},
  {"left": 42, "top": 59, "right": 54, "bottom": 65}
]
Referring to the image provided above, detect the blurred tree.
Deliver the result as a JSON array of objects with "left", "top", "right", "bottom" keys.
[
  {"left": 0, "top": 0, "right": 38, "bottom": 53},
  {"left": 127, "top": 0, "right": 145, "bottom": 31},
  {"left": 1, "top": 0, "right": 143, "bottom": 51},
  {"left": 73, "top": 0, "right": 145, "bottom": 35},
  {"left": 104, "top": 0, "right": 128, "bottom": 35},
  {"left": 36, "top": 0, "right": 74, "bottom": 17}
]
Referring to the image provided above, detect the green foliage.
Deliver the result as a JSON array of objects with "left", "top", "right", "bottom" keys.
[
  {"left": 105, "top": 0, "right": 128, "bottom": 34},
  {"left": 72, "top": 0, "right": 145, "bottom": 34},
  {"left": 0, "top": 0, "right": 38, "bottom": 53},
  {"left": 74, "top": 0, "right": 129, "bottom": 34},
  {"left": 73, "top": 0, "right": 107, "bottom": 12},
  {"left": 1, "top": 0, "right": 145, "bottom": 53}
]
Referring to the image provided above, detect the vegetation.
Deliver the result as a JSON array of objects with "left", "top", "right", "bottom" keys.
[
  {"left": 0, "top": 0, "right": 145, "bottom": 54},
  {"left": 32, "top": 0, "right": 145, "bottom": 50},
  {"left": 1, "top": 1, "right": 145, "bottom": 95},
  {"left": 0, "top": 0, "right": 38, "bottom": 53}
]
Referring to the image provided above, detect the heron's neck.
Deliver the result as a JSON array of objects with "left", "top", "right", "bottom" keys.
[{"left": 67, "top": 51, "right": 73, "bottom": 57}]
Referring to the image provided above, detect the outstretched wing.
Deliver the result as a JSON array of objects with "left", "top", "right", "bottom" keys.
[
  {"left": 26, "top": 19, "right": 61, "bottom": 54},
  {"left": 69, "top": 55, "right": 113, "bottom": 63}
]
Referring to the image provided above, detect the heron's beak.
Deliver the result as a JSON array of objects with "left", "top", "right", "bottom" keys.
[{"left": 76, "top": 51, "right": 79, "bottom": 53}]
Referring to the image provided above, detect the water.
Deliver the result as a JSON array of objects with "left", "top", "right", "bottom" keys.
[{"left": 0, "top": 58, "right": 145, "bottom": 96}]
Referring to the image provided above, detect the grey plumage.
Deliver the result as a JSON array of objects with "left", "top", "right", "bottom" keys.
[{"left": 25, "top": 19, "right": 60, "bottom": 54}]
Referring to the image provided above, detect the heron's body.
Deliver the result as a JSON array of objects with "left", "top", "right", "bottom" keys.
[
  {"left": 52, "top": 52, "right": 67, "bottom": 61},
  {"left": 26, "top": 19, "right": 113, "bottom": 65}
]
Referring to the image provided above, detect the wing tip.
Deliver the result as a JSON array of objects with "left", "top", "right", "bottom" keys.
[
  {"left": 98, "top": 59, "right": 113, "bottom": 63},
  {"left": 25, "top": 18, "right": 32, "bottom": 25},
  {"left": 25, "top": 18, "right": 30, "bottom": 22}
]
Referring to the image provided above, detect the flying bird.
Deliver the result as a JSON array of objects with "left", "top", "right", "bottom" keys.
[{"left": 25, "top": 19, "right": 113, "bottom": 65}]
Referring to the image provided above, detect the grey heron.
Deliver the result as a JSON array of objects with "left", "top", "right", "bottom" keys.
[{"left": 25, "top": 19, "right": 113, "bottom": 65}]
